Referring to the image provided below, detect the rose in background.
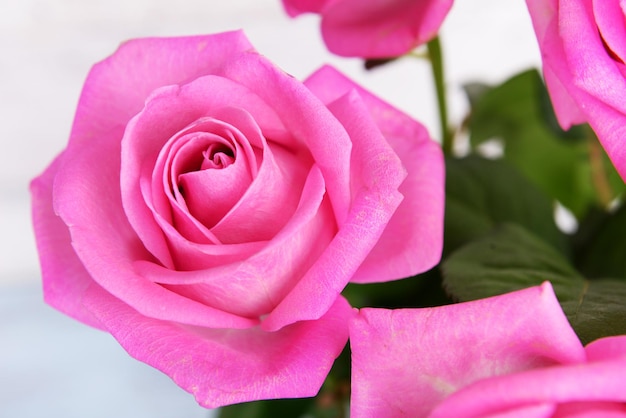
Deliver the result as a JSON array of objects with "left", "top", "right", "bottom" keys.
[
  {"left": 526, "top": 0, "right": 626, "bottom": 180},
  {"left": 350, "top": 282, "right": 626, "bottom": 417},
  {"left": 281, "top": 0, "right": 454, "bottom": 58},
  {"left": 30, "top": 30, "right": 444, "bottom": 408}
]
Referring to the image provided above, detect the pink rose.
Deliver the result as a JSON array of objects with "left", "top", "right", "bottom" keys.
[
  {"left": 350, "top": 282, "right": 626, "bottom": 417},
  {"left": 526, "top": 0, "right": 626, "bottom": 179},
  {"left": 30, "top": 30, "right": 444, "bottom": 407},
  {"left": 281, "top": 0, "right": 454, "bottom": 58}
]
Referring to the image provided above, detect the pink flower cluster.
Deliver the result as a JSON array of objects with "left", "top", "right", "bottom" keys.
[{"left": 30, "top": 0, "right": 626, "bottom": 414}]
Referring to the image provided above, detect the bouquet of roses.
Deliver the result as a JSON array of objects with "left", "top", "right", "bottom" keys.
[{"left": 30, "top": 0, "right": 626, "bottom": 416}]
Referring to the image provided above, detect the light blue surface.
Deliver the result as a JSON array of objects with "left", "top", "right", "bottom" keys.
[{"left": 0, "top": 283, "right": 212, "bottom": 418}]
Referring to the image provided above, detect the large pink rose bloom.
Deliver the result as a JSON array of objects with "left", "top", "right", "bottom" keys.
[
  {"left": 526, "top": 0, "right": 626, "bottom": 180},
  {"left": 350, "top": 282, "right": 626, "bottom": 417},
  {"left": 282, "top": 0, "right": 454, "bottom": 58},
  {"left": 30, "top": 31, "right": 444, "bottom": 408}
]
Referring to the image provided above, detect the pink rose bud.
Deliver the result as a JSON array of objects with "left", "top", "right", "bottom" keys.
[
  {"left": 30, "top": 30, "right": 444, "bottom": 408},
  {"left": 526, "top": 0, "right": 626, "bottom": 180},
  {"left": 282, "top": 0, "right": 454, "bottom": 58},
  {"left": 350, "top": 282, "right": 626, "bottom": 417}
]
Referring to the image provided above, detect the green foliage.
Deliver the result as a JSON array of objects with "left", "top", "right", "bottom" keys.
[
  {"left": 444, "top": 156, "right": 566, "bottom": 256},
  {"left": 573, "top": 205, "right": 626, "bottom": 279},
  {"left": 442, "top": 224, "right": 626, "bottom": 345},
  {"left": 465, "top": 68, "right": 624, "bottom": 218}
]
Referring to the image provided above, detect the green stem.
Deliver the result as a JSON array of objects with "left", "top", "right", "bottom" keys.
[
  {"left": 587, "top": 126, "right": 613, "bottom": 209},
  {"left": 426, "top": 36, "right": 453, "bottom": 155}
]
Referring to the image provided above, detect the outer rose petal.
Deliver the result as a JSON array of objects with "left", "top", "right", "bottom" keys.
[
  {"left": 305, "top": 65, "right": 444, "bottom": 282},
  {"left": 281, "top": 0, "right": 336, "bottom": 16},
  {"left": 83, "top": 284, "right": 354, "bottom": 408},
  {"left": 526, "top": 0, "right": 626, "bottom": 179},
  {"left": 429, "top": 356, "right": 626, "bottom": 417},
  {"left": 30, "top": 155, "right": 103, "bottom": 329},
  {"left": 320, "top": 0, "right": 454, "bottom": 58},
  {"left": 349, "top": 282, "right": 585, "bottom": 418}
]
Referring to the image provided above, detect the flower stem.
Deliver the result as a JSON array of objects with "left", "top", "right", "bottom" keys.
[
  {"left": 426, "top": 36, "right": 453, "bottom": 155},
  {"left": 587, "top": 126, "right": 613, "bottom": 209}
]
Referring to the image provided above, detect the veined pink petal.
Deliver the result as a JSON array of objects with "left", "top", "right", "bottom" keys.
[
  {"left": 263, "top": 90, "right": 405, "bottom": 331},
  {"left": 349, "top": 283, "right": 585, "bottom": 418},
  {"left": 30, "top": 154, "right": 103, "bottom": 329},
  {"left": 429, "top": 359, "right": 626, "bottom": 417},
  {"left": 559, "top": 0, "right": 626, "bottom": 116},
  {"left": 69, "top": 31, "right": 254, "bottom": 149},
  {"left": 305, "top": 65, "right": 444, "bottom": 281},
  {"left": 135, "top": 166, "right": 334, "bottom": 318},
  {"left": 526, "top": 0, "right": 587, "bottom": 128},
  {"left": 53, "top": 131, "right": 257, "bottom": 329},
  {"left": 221, "top": 52, "right": 353, "bottom": 228},
  {"left": 320, "top": 0, "right": 453, "bottom": 58},
  {"left": 121, "top": 75, "right": 288, "bottom": 266},
  {"left": 593, "top": 0, "right": 626, "bottom": 63},
  {"left": 83, "top": 284, "right": 354, "bottom": 408}
]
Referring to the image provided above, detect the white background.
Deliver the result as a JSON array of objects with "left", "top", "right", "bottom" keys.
[{"left": 0, "top": 1, "right": 540, "bottom": 416}]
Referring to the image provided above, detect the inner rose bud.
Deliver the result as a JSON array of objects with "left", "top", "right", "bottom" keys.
[
  {"left": 201, "top": 143, "right": 235, "bottom": 169},
  {"left": 161, "top": 116, "right": 258, "bottom": 230}
]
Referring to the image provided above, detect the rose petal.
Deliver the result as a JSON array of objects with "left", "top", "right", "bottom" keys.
[
  {"left": 429, "top": 360, "right": 626, "bottom": 417},
  {"left": 593, "top": 0, "right": 626, "bottom": 64},
  {"left": 54, "top": 133, "right": 257, "bottom": 329},
  {"left": 221, "top": 52, "right": 353, "bottom": 228},
  {"left": 585, "top": 335, "right": 626, "bottom": 362},
  {"left": 83, "top": 283, "right": 354, "bottom": 408},
  {"left": 122, "top": 75, "right": 288, "bottom": 266},
  {"left": 559, "top": 0, "right": 626, "bottom": 116},
  {"left": 135, "top": 165, "right": 334, "bottom": 318},
  {"left": 30, "top": 154, "right": 103, "bottom": 329},
  {"left": 320, "top": 0, "right": 453, "bottom": 58},
  {"left": 281, "top": 0, "right": 335, "bottom": 16},
  {"left": 305, "top": 65, "right": 444, "bottom": 281},
  {"left": 349, "top": 282, "right": 585, "bottom": 418},
  {"left": 526, "top": 0, "right": 588, "bottom": 127},
  {"left": 69, "top": 31, "right": 254, "bottom": 149},
  {"left": 263, "top": 90, "right": 406, "bottom": 331}
]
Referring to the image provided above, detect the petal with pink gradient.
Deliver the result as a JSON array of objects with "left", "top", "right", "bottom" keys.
[
  {"left": 281, "top": 0, "right": 335, "bottom": 16},
  {"left": 319, "top": 0, "right": 453, "bottom": 58},
  {"left": 30, "top": 154, "right": 103, "bottom": 330},
  {"left": 429, "top": 355, "right": 626, "bottom": 417},
  {"left": 83, "top": 284, "right": 354, "bottom": 408},
  {"left": 349, "top": 283, "right": 585, "bottom": 418},
  {"left": 262, "top": 90, "right": 406, "bottom": 331},
  {"left": 525, "top": 0, "right": 626, "bottom": 179},
  {"left": 69, "top": 31, "right": 254, "bottom": 148},
  {"left": 305, "top": 65, "right": 444, "bottom": 282}
]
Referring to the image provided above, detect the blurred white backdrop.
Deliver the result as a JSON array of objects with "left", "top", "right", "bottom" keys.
[{"left": 0, "top": 1, "right": 540, "bottom": 416}]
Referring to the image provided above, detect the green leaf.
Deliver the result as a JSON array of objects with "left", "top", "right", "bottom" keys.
[
  {"left": 574, "top": 203, "right": 626, "bottom": 279},
  {"left": 442, "top": 223, "right": 626, "bottom": 344},
  {"left": 217, "top": 398, "right": 314, "bottom": 418},
  {"left": 466, "top": 68, "right": 620, "bottom": 217},
  {"left": 444, "top": 156, "right": 566, "bottom": 256}
]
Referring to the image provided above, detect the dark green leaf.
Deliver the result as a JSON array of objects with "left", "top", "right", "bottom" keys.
[
  {"left": 574, "top": 203, "right": 626, "bottom": 279},
  {"left": 217, "top": 398, "right": 314, "bottom": 418},
  {"left": 444, "top": 156, "right": 566, "bottom": 256},
  {"left": 342, "top": 266, "right": 452, "bottom": 309},
  {"left": 466, "top": 68, "right": 624, "bottom": 217},
  {"left": 442, "top": 224, "right": 626, "bottom": 344}
]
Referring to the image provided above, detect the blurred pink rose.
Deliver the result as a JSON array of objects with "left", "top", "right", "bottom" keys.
[
  {"left": 350, "top": 282, "right": 626, "bottom": 417},
  {"left": 526, "top": 0, "right": 626, "bottom": 179},
  {"left": 282, "top": 0, "right": 454, "bottom": 58},
  {"left": 30, "top": 31, "right": 444, "bottom": 407}
]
